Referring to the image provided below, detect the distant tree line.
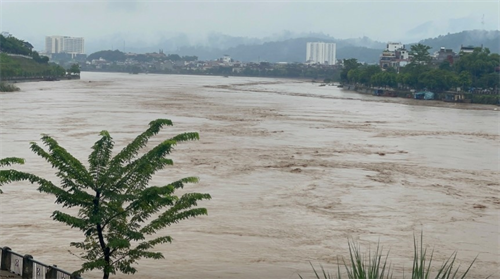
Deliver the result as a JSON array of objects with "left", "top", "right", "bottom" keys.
[
  {"left": 202, "top": 63, "right": 338, "bottom": 80},
  {"left": 86, "top": 50, "right": 198, "bottom": 63},
  {"left": 341, "top": 44, "right": 500, "bottom": 92}
]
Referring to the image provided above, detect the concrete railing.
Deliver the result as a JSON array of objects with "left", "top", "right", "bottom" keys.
[{"left": 0, "top": 246, "right": 81, "bottom": 279}]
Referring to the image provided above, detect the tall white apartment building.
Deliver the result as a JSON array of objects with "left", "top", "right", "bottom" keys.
[
  {"left": 306, "top": 42, "right": 336, "bottom": 65},
  {"left": 45, "top": 36, "right": 85, "bottom": 54}
]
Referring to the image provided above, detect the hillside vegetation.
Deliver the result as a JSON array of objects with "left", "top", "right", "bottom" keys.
[
  {"left": 0, "top": 35, "right": 66, "bottom": 79},
  {"left": 174, "top": 30, "right": 499, "bottom": 63},
  {"left": 418, "top": 30, "right": 500, "bottom": 53}
]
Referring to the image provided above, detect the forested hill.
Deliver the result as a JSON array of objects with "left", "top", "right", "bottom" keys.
[
  {"left": 0, "top": 35, "right": 49, "bottom": 63},
  {"left": 416, "top": 30, "right": 500, "bottom": 53},
  {"left": 173, "top": 30, "right": 499, "bottom": 64},
  {"left": 0, "top": 35, "right": 67, "bottom": 79},
  {"left": 85, "top": 30, "right": 500, "bottom": 64},
  {"left": 176, "top": 37, "right": 385, "bottom": 64}
]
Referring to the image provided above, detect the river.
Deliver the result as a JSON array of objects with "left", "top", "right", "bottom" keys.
[{"left": 1, "top": 72, "right": 499, "bottom": 278}]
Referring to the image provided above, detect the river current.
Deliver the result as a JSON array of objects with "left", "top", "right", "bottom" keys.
[{"left": 1, "top": 72, "right": 499, "bottom": 278}]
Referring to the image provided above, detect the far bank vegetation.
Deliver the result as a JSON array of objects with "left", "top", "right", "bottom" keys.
[{"left": 0, "top": 82, "right": 20, "bottom": 92}]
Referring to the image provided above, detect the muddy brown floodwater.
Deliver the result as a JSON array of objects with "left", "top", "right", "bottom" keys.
[{"left": 1, "top": 72, "right": 499, "bottom": 279}]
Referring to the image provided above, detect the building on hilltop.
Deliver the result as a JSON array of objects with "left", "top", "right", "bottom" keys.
[
  {"left": 379, "top": 42, "right": 410, "bottom": 71},
  {"left": 386, "top": 42, "right": 404, "bottom": 52},
  {"left": 45, "top": 36, "right": 85, "bottom": 56},
  {"left": 433, "top": 47, "right": 456, "bottom": 65},
  {"left": 306, "top": 42, "right": 336, "bottom": 65},
  {"left": 459, "top": 44, "right": 482, "bottom": 54}
]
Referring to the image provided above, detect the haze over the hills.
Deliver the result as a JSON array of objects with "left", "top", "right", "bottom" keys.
[
  {"left": 83, "top": 30, "right": 499, "bottom": 64},
  {"left": 3, "top": 0, "right": 498, "bottom": 55}
]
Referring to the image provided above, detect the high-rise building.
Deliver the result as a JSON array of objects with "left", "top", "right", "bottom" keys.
[
  {"left": 45, "top": 36, "right": 85, "bottom": 54},
  {"left": 306, "top": 42, "right": 336, "bottom": 65}
]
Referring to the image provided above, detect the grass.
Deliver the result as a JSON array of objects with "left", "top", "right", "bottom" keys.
[
  {"left": 299, "top": 233, "right": 480, "bottom": 279},
  {"left": 0, "top": 82, "right": 20, "bottom": 92}
]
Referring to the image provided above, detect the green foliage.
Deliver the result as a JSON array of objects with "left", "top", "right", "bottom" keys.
[
  {"left": 166, "top": 54, "right": 181, "bottom": 61},
  {"left": 0, "top": 35, "right": 31, "bottom": 56},
  {"left": 0, "top": 53, "right": 65, "bottom": 79},
  {"left": 454, "top": 48, "right": 499, "bottom": 88},
  {"left": 299, "top": 233, "right": 478, "bottom": 279},
  {"left": 0, "top": 157, "right": 25, "bottom": 193},
  {"left": 418, "top": 30, "right": 500, "bottom": 54},
  {"left": 371, "top": 71, "right": 397, "bottom": 87},
  {"left": 32, "top": 51, "right": 50, "bottom": 64},
  {"left": 418, "top": 69, "right": 458, "bottom": 91},
  {"left": 470, "top": 94, "right": 499, "bottom": 105},
  {"left": 87, "top": 50, "right": 127, "bottom": 62},
  {"left": 410, "top": 44, "right": 432, "bottom": 65},
  {"left": 410, "top": 233, "right": 476, "bottom": 279},
  {"left": 0, "top": 34, "right": 49, "bottom": 64},
  {"left": 0, "top": 119, "right": 211, "bottom": 279},
  {"left": 68, "top": 63, "right": 81, "bottom": 74},
  {"left": 346, "top": 65, "right": 381, "bottom": 85},
  {"left": 341, "top": 44, "right": 498, "bottom": 93},
  {"left": 0, "top": 82, "right": 20, "bottom": 92},
  {"left": 341, "top": 59, "right": 360, "bottom": 83}
]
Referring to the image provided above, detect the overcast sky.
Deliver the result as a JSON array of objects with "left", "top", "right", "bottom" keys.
[{"left": 1, "top": 0, "right": 499, "bottom": 52}]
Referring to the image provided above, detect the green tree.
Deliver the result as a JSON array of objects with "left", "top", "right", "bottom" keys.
[
  {"left": 69, "top": 63, "right": 81, "bottom": 74},
  {"left": 410, "top": 43, "right": 432, "bottom": 65},
  {"left": 340, "top": 58, "right": 360, "bottom": 83},
  {"left": 371, "top": 71, "right": 397, "bottom": 88},
  {"left": 0, "top": 119, "right": 211, "bottom": 279},
  {"left": 457, "top": 71, "right": 472, "bottom": 89},
  {"left": 418, "top": 69, "right": 458, "bottom": 91},
  {"left": 400, "top": 63, "right": 431, "bottom": 89},
  {"left": 347, "top": 68, "right": 360, "bottom": 83},
  {"left": 454, "top": 48, "right": 499, "bottom": 87},
  {"left": 0, "top": 157, "right": 26, "bottom": 193},
  {"left": 358, "top": 65, "right": 381, "bottom": 85}
]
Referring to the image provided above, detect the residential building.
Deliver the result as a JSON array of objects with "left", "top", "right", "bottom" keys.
[
  {"left": 386, "top": 42, "right": 404, "bottom": 52},
  {"left": 306, "top": 42, "right": 336, "bottom": 65},
  {"left": 433, "top": 47, "right": 456, "bottom": 64},
  {"left": 379, "top": 42, "right": 410, "bottom": 71},
  {"left": 45, "top": 36, "right": 85, "bottom": 55},
  {"left": 459, "top": 44, "right": 481, "bottom": 54},
  {"left": 221, "top": 55, "right": 231, "bottom": 64}
]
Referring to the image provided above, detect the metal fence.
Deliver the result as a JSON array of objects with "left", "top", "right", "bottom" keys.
[{"left": 0, "top": 246, "right": 81, "bottom": 279}]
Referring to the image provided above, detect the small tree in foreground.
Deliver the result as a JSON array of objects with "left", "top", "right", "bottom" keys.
[
  {"left": 0, "top": 157, "right": 25, "bottom": 193},
  {"left": 0, "top": 119, "right": 211, "bottom": 279}
]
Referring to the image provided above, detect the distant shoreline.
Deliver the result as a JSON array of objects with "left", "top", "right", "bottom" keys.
[
  {"left": 1, "top": 75, "right": 81, "bottom": 83},
  {"left": 80, "top": 69, "right": 324, "bottom": 82}
]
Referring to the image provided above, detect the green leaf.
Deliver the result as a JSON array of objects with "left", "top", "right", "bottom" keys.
[{"left": 0, "top": 119, "right": 210, "bottom": 278}]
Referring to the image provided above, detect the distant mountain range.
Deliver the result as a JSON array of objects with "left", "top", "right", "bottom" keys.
[
  {"left": 87, "top": 30, "right": 499, "bottom": 64},
  {"left": 417, "top": 30, "right": 500, "bottom": 53},
  {"left": 172, "top": 30, "right": 499, "bottom": 64}
]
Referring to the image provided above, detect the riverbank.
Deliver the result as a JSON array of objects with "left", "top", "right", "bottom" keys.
[
  {"left": 1, "top": 75, "right": 80, "bottom": 84},
  {"left": 81, "top": 69, "right": 326, "bottom": 82},
  {"left": 343, "top": 84, "right": 500, "bottom": 106}
]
